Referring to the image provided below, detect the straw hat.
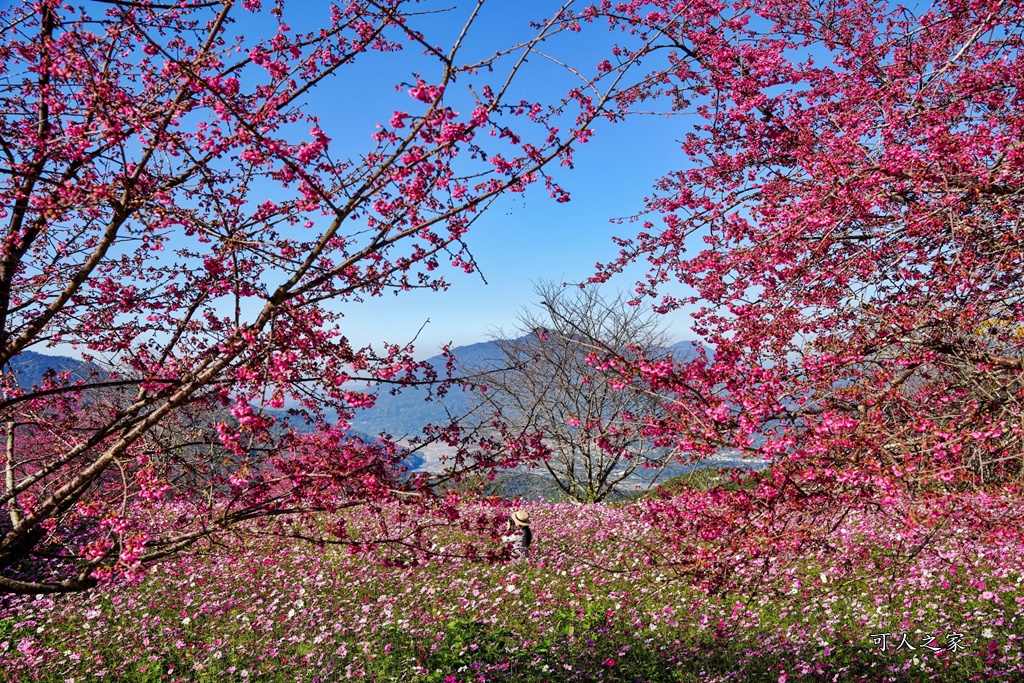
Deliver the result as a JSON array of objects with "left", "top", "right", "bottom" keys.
[{"left": 511, "top": 510, "right": 530, "bottom": 527}]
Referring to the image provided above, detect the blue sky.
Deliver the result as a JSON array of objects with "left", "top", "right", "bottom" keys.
[
  {"left": 336, "top": 111, "right": 695, "bottom": 356},
  {"left": 245, "top": 0, "right": 702, "bottom": 358}
]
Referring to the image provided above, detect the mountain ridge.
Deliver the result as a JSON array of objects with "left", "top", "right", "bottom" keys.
[
  {"left": 347, "top": 337, "right": 709, "bottom": 438},
  {"left": 5, "top": 339, "right": 710, "bottom": 440},
  {"left": 3, "top": 349, "right": 106, "bottom": 390}
]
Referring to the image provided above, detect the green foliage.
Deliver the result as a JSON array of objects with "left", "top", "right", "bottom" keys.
[
  {"left": 648, "top": 466, "right": 753, "bottom": 496},
  {"left": 373, "top": 619, "right": 525, "bottom": 682}
]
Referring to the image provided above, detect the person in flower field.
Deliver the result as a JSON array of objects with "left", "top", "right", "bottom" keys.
[{"left": 502, "top": 510, "right": 532, "bottom": 560}]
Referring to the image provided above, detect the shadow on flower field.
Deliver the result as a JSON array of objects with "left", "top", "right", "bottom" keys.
[{"left": 2, "top": 493, "right": 1023, "bottom": 682}]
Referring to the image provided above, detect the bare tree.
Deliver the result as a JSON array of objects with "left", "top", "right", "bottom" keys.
[{"left": 471, "top": 282, "right": 678, "bottom": 503}]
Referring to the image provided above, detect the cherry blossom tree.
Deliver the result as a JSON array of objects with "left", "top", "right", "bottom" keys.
[
  {"left": 0, "top": 0, "right": 636, "bottom": 594},
  {"left": 525, "top": 0, "right": 1024, "bottom": 570}
]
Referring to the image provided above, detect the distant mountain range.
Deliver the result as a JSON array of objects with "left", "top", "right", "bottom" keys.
[
  {"left": 347, "top": 338, "right": 708, "bottom": 439},
  {"left": 4, "top": 339, "right": 710, "bottom": 441},
  {"left": 3, "top": 349, "right": 106, "bottom": 389},
  {"left": 5, "top": 339, "right": 728, "bottom": 486}
]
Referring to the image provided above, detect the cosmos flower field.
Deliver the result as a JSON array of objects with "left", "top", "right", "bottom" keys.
[{"left": 2, "top": 489, "right": 1024, "bottom": 682}]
